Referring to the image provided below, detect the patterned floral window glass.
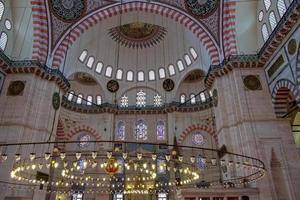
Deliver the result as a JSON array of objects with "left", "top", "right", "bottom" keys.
[
  {"left": 196, "top": 156, "right": 206, "bottom": 170},
  {"left": 116, "top": 121, "right": 125, "bottom": 140},
  {"left": 157, "top": 121, "right": 165, "bottom": 140},
  {"left": 120, "top": 95, "right": 128, "bottom": 107},
  {"left": 193, "top": 132, "right": 205, "bottom": 146},
  {"left": 78, "top": 134, "right": 91, "bottom": 149},
  {"left": 136, "top": 90, "right": 146, "bottom": 107},
  {"left": 135, "top": 120, "right": 147, "bottom": 140}
]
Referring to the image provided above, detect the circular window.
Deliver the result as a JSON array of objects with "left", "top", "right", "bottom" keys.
[
  {"left": 78, "top": 134, "right": 91, "bottom": 149},
  {"left": 5, "top": 19, "right": 11, "bottom": 30},
  {"left": 258, "top": 11, "right": 264, "bottom": 22},
  {"left": 288, "top": 39, "right": 297, "bottom": 55},
  {"left": 193, "top": 133, "right": 206, "bottom": 146}
]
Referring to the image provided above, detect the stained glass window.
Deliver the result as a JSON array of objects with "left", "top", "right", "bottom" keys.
[
  {"left": 67, "top": 91, "right": 74, "bottom": 101},
  {"left": 190, "top": 47, "right": 198, "bottom": 60},
  {"left": 116, "top": 121, "right": 125, "bottom": 140},
  {"left": 0, "top": 2, "right": 4, "bottom": 21},
  {"left": 136, "top": 90, "right": 146, "bottom": 107},
  {"left": 77, "top": 94, "right": 83, "bottom": 104},
  {"left": 127, "top": 71, "right": 134, "bottom": 81},
  {"left": 105, "top": 66, "right": 113, "bottom": 77},
  {"left": 196, "top": 156, "right": 206, "bottom": 170},
  {"left": 168, "top": 64, "right": 175, "bottom": 76},
  {"left": 154, "top": 94, "right": 162, "bottom": 107},
  {"left": 193, "top": 132, "right": 205, "bottom": 146},
  {"left": 87, "top": 95, "right": 93, "bottom": 106},
  {"left": 78, "top": 134, "right": 91, "bottom": 149},
  {"left": 5, "top": 19, "right": 11, "bottom": 30},
  {"left": 269, "top": 11, "right": 277, "bottom": 31},
  {"left": 200, "top": 93, "right": 206, "bottom": 102},
  {"left": 149, "top": 70, "right": 155, "bottom": 81},
  {"left": 95, "top": 62, "right": 103, "bottom": 74},
  {"left": 0, "top": 32, "right": 7, "bottom": 51},
  {"left": 190, "top": 93, "right": 196, "bottom": 104},
  {"left": 177, "top": 60, "right": 185, "bottom": 72},
  {"left": 156, "top": 121, "right": 165, "bottom": 140},
  {"left": 116, "top": 69, "right": 123, "bottom": 80},
  {"left": 158, "top": 68, "right": 166, "bottom": 79},
  {"left": 114, "top": 194, "right": 123, "bottom": 200},
  {"left": 96, "top": 95, "right": 102, "bottom": 105},
  {"left": 264, "top": 0, "right": 271, "bottom": 11},
  {"left": 79, "top": 50, "right": 88, "bottom": 62},
  {"left": 180, "top": 94, "right": 186, "bottom": 103},
  {"left": 184, "top": 54, "right": 192, "bottom": 66},
  {"left": 158, "top": 193, "right": 167, "bottom": 200},
  {"left": 86, "top": 56, "right": 94, "bottom": 68},
  {"left": 277, "top": 0, "right": 287, "bottom": 18},
  {"left": 120, "top": 95, "right": 128, "bottom": 107},
  {"left": 262, "top": 23, "right": 269, "bottom": 42},
  {"left": 138, "top": 71, "right": 145, "bottom": 81},
  {"left": 135, "top": 120, "right": 147, "bottom": 140}
]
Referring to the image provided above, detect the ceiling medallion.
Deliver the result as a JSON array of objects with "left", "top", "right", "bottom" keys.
[
  {"left": 7, "top": 81, "right": 25, "bottom": 96},
  {"left": 50, "top": 0, "right": 85, "bottom": 22},
  {"left": 243, "top": 75, "right": 262, "bottom": 91},
  {"left": 108, "top": 21, "right": 167, "bottom": 49},
  {"left": 184, "top": 0, "right": 219, "bottom": 18},
  {"left": 107, "top": 80, "right": 119, "bottom": 93},
  {"left": 163, "top": 79, "right": 175, "bottom": 92}
]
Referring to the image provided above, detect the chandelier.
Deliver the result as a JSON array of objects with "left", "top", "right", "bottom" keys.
[{"left": 2, "top": 140, "right": 265, "bottom": 195}]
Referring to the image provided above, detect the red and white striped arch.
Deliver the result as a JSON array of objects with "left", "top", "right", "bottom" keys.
[
  {"left": 272, "top": 79, "right": 300, "bottom": 118},
  {"left": 178, "top": 123, "right": 216, "bottom": 145},
  {"left": 222, "top": 0, "right": 237, "bottom": 58},
  {"left": 51, "top": 1, "right": 221, "bottom": 68},
  {"left": 31, "top": 0, "right": 49, "bottom": 64}
]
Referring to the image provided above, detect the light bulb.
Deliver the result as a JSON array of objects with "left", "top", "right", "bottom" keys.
[
  {"left": 137, "top": 153, "right": 142, "bottom": 160},
  {"left": 75, "top": 152, "right": 81, "bottom": 160},
  {"left": 15, "top": 154, "right": 21, "bottom": 162},
  {"left": 122, "top": 152, "right": 128, "bottom": 160},
  {"left": 107, "top": 151, "right": 112, "bottom": 159},
  {"left": 29, "top": 153, "right": 36, "bottom": 161},
  {"left": 92, "top": 151, "right": 97, "bottom": 159},
  {"left": 190, "top": 156, "right": 195, "bottom": 163},
  {"left": 151, "top": 154, "right": 157, "bottom": 161},
  {"left": 60, "top": 152, "right": 66, "bottom": 160},
  {"left": 1, "top": 154, "right": 7, "bottom": 161},
  {"left": 44, "top": 152, "right": 51, "bottom": 160}
]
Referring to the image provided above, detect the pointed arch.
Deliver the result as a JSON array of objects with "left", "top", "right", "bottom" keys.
[
  {"left": 272, "top": 79, "right": 300, "bottom": 118},
  {"left": 178, "top": 124, "right": 216, "bottom": 145},
  {"left": 51, "top": 2, "right": 221, "bottom": 68}
]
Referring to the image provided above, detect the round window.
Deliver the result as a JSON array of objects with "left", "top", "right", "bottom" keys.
[
  {"left": 193, "top": 133, "right": 205, "bottom": 146},
  {"left": 78, "top": 134, "right": 91, "bottom": 149}
]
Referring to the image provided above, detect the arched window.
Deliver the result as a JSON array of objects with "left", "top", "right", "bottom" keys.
[
  {"left": 180, "top": 94, "right": 186, "bottom": 103},
  {"left": 79, "top": 50, "right": 88, "bottom": 62},
  {"left": 258, "top": 11, "right": 264, "bottom": 22},
  {"left": 0, "top": 2, "right": 4, "bottom": 21},
  {"left": 120, "top": 95, "right": 128, "bottom": 107},
  {"left": 154, "top": 94, "right": 162, "bottom": 107},
  {"left": 95, "top": 62, "right": 103, "bottom": 74},
  {"left": 168, "top": 64, "right": 175, "bottom": 76},
  {"left": 158, "top": 193, "right": 167, "bottom": 200},
  {"left": 156, "top": 121, "right": 165, "bottom": 140},
  {"left": 136, "top": 90, "right": 146, "bottom": 107},
  {"left": 86, "top": 56, "right": 94, "bottom": 68},
  {"left": 96, "top": 95, "right": 102, "bottom": 105},
  {"left": 137, "top": 71, "right": 145, "bottom": 82},
  {"left": 0, "top": 32, "right": 7, "bottom": 51},
  {"left": 105, "top": 66, "right": 113, "bottom": 77},
  {"left": 135, "top": 120, "right": 147, "bottom": 140},
  {"left": 277, "top": 0, "right": 286, "bottom": 18},
  {"left": 189, "top": 47, "right": 198, "bottom": 60},
  {"left": 264, "top": 0, "right": 271, "bottom": 11},
  {"left": 116, "top": 69, "right": 123, "bottom": 80},
  {"left": 200, "top": 93, "right": 206, "bottom": 102},
  {"left": 158, "top": 68, "right": 166, "bottom": 79},
  {"left": 116, "top": 121, "right": 125, "bottom": 140},
  {"left": 269, "top": 11, "right": 277, "bottom": 31},
  {"left": 148, "top": 70, "right": 155, "bottom": 81},
  {"left": 5, "top": 19, "right": 11, "bottom": 30},
  {"left": 177, "top": 60, "right": 185, "bottom": 72},
  {"left": 262, "top": 23, "right": 269, "bottom": 42},
  {"left": 87, "top": 95, "right": 93, "bottom": 106},
  {"left": 67, "top": 91, "right": 74, "bottom": 101},
  {"left": 184, "top": 54, "right": 192, "bottom": 66},
  {"left": 127, "top": 71, "right": 134, "bottom": 81},
  {"left": 114, "top": 194, "right": 123, "bottom": 200},
  {"left": 190, "top": 93, "right": 196, "bottom": 104},
  {"left": 77, "top": 94, "right": 83, "bottom": 104}
]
